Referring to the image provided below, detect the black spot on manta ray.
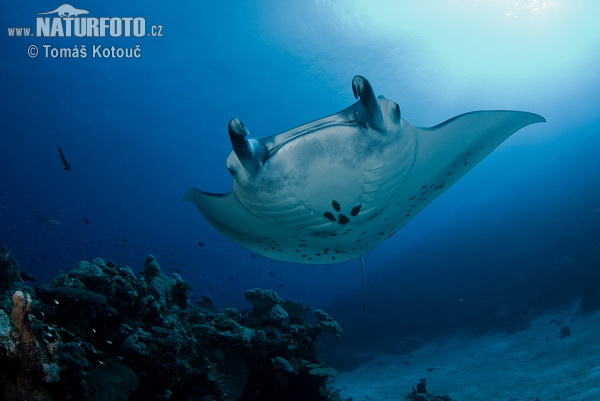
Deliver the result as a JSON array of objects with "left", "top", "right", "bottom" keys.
[
  {"left": 337, "top": 214, "right": 350, "bottom": 225},
  {"left": 332, "top": 200, "right": 341, "bottom": 212},
  {"left": 350, "top": 204, "right": 362, "bottom": 216},
  {"left": 324, "top": 212, "right": 336, "bottom": 222}
]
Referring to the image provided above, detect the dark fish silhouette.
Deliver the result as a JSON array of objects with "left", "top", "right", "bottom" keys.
[
  {"left": 57, "top": 146, "right": 71, "bottom": 172},
  {"left": 20, "top": 271, "right": 37, "bottom": 282},
  {"left": 33, "top": 208, "right": 60, "bottom": 225},
  {"left": 82, "top": 217, "right": 91, "bottom": 224}
]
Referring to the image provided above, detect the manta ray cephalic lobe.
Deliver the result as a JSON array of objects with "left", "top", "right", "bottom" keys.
[{"left": 184, "top": 76, "right": 545, "bottom": 264}]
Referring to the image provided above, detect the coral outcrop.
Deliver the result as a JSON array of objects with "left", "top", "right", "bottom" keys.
[
  {"left": 404, "top": 379, "right": 453, "bottom": 401},
  {"left": 0, "top": 249, "right": 347, "bottom": 401}
]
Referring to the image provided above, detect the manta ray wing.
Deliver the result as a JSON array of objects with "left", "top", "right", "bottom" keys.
[
  {"left": 389, "top": 110, "right": 547, "bottom": 223},
  {"left": 412, "top": 110, "right": 546, "bottom": 192}
]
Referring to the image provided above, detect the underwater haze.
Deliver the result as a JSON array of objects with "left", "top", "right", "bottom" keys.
[{"left": 2, "top": 0, "right": 600, "bottom": 378}]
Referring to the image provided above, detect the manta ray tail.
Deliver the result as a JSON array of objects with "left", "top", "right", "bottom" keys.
[{"left": 360, "top": 255, "right": 367, "bottom": 311}]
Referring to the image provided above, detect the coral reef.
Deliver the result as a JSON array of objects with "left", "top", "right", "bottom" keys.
[
  {"left": 404, "top": 379, "right": 453, "bottom": 401},
  {"left": 0, "top": 249, "right": 348, "bottom": 401}
]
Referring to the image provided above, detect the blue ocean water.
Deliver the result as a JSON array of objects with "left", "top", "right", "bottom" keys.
[{"left": 2, "top": 0, "right": 600, "bottom": 359}]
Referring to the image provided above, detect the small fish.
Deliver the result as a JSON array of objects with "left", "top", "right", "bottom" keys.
[
  {"left": 268, "top": 271, "right": 274, "bottom": 276},
  {"left": 82, "top": 217, "right": 91, "bottom": 224},
  {"left": 197, "top": 241, "right": 205, "bottom": 247},
  {"left": 56, "top": 145, "right": 71, "bottom": 172},
  {"left": 278, "top": 284, "right": 285, "bottom": 287},
  {"left": 33, "top": 209, "right": 60, "bottom": 225},
  {"left": 36, "top": 215, "right": 60, "bottom": 225}
]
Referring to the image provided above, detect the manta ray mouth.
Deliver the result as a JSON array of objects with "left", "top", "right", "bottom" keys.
[{"left": 267, "top": 119, "right": 360, "bottom": 160}]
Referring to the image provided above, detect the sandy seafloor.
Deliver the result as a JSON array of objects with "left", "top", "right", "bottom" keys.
[{"left": 335, "top": 304, "right": 600, "bottom": 400}]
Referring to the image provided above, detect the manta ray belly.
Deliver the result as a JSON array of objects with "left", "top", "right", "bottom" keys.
[{"left": 226, "top": 123, "right": 418, "bottom": 263}]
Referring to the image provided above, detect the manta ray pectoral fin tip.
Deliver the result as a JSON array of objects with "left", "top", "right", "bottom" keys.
[
  {"left": 183, "top": 188, "right": 229, "bottom": 205},
  {"left": 182, "top": 188, "right": 205, "bottom": 206},
  {"left": 182, "top": 188, "right": 195, "bottom": 202},
  {"left": 521, "top": 111, "right": 545, "bottom": 124}
]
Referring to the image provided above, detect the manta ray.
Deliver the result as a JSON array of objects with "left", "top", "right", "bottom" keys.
[{"left": 185, "top": 76, "right": 545, "bottom": 265}]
